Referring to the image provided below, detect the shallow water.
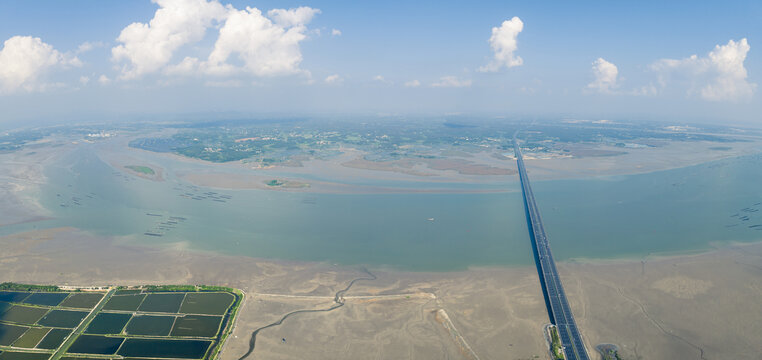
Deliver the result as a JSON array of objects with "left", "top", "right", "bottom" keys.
[{"left": 17, "top": 145, "right": 762, "bottom": 270}]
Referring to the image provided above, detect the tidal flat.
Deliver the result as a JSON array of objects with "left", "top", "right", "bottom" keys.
[{"left": 1, "top": 129, "right": 761, "bottom": 359}]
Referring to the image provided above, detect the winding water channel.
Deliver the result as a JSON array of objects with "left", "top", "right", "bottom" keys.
[{"left": 238, "top": 269, "right": 377, "bottom": 359}]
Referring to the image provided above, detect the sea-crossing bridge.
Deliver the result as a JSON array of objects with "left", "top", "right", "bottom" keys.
[{"left": 514, "top": 134, "right": 590, "bottom": 360}]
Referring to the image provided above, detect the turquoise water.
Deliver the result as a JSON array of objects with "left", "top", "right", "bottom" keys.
[
  {"left": 13, "top": 146, "right": 762, "bottom": 271},
  {"left": 29, "top": 147, "right": 532, "bottom": 270},
  {"left": 534, "top": 154, "right": 762, "bottom": 260}
]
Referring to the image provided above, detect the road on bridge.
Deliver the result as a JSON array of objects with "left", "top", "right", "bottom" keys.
[{"left": 514, "top": 134, "right": 590, "bottom": 360}]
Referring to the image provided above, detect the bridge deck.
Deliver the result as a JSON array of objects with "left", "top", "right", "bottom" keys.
[{"left": 514, "top": 139, "right": 590, "bottom": 360}]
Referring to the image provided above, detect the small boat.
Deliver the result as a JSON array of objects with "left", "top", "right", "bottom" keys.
[{"left": 427, "top": 218, "right": 435, "bottom": 221}]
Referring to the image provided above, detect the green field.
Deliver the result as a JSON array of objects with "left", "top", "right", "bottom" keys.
[
  {"left": 0, "top": 286, "right": 242, "bottom": 360},
  {"left": 124, "top": 165, "right": 155, "bottom": 175}
]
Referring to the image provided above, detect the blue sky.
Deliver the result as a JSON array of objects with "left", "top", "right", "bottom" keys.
[{"left": 0, "top": 0, "right": 760, "bottom": 127}]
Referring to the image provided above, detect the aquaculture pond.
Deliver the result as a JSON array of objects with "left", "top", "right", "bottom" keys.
[{"left": 0, "top": 287, "right": 241, "bottom": 360}]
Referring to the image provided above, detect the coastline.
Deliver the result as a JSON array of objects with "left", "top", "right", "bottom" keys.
[{"left": 1, "top": 226, "right": 760, "bottom": 359}]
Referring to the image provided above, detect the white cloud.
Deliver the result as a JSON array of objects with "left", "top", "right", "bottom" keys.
[
  {"left": 111, "top": 0, "right": 229, "bottom": 80},
  {"left": 404, "top": 80, "right": 420, "bottom": 88},
  {"left": 165, "top": 5, "right": 319, "bottom": 78},
  {"left": 79, "top": 76, "right": 90, "bottom": 85},
  {"left": 98, "top": 75, "right": 111, "bottom": 85},
  {"left": 324, "top": 74, "right": 341, "bottom": 83},
  {"left": 587, "top": 58, "right": 619, "bottom": 93},
  {"left": 373, "top": 75, "right": 392, "bottom": 84},
  {"left": 205, "top": 79, "right": 242, "bottom": 87},
  {"left": 267, "top": 7, "right": 320, "bottom": 28},
  {"left": 479, "top": 17, "right": 523, "bottom": 72},
  {"left": 651, "top": 38, "right": 755, "bottom": 101},
  {"left": 0, "top": 36, "right": 80, "bottom": 94},
  {"left": 431, "top": 76, "right": 472, "bottom": 88},
  {"left": 331, "top": 29, "right": 342, "bottom": 36},
  {"left": 77, "top": 41, "right": 105, "bottom": 54}
]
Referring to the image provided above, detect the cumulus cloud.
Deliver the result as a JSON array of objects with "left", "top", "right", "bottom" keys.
[
  {"left": 404, "top": 80, "right": 420, "bottom": 87},
  {"left": 267, "top": 7, "right": 320, "bottom": 28},
  {"left": 0, "top": 36, "right": 80, "bottom": 94},
  {"left": 651, "top": 38, "right": 755, "bottom": 101},
  {"left": 163, "top": 5, "right": 319, "bottom": 78},
  {"left": 98, "top": 75, "right": 111, "bottom": 85},
  {"left": 431, "top": 76, "right": 472, "bottom": 88},
  {"left": 479, "top": 17, "right": 523, "bottom": 72},
  {"left": 205, "top": 6, "right": 317, "bottom": 76},
  {"left": 324, "top": 74, "right": 341, "bottom": 83},
  {"left": 331, "top": 29, "right": 341, "bottom": 36},
  {"left": 373, "top": 75, "right": 392, "bottom": 84},
  {"left": 77, "top": 41, "right": 105, "bottom": 54},
  {"left": 79, "top": 76, "right": 90, "bottom": 85},
  {"left": 587, "top": 58, "right": 619, "bottom": 93},
  {"left": 111, "top": 0, "right": 229, "bottom": 80}
]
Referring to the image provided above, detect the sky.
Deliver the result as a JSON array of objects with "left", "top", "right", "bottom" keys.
[{"left": 0, "top": 0, "right": 760, "bottom": 128}]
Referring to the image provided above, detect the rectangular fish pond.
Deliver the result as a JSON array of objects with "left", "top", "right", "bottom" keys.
[{"left": 0, "top": 283, "right": 243, "bottom": 360}]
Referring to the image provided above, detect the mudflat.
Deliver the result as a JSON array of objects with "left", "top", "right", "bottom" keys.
[{"left": 1, "top": 227, "right": 760, "bottom": 359}]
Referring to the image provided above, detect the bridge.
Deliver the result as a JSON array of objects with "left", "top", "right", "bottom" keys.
[{"left": 514, "top": 135, "right": 590, "bottom": 360}]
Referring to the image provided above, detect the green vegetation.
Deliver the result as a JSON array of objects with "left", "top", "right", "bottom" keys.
[
  {"left": 597, "top": 344, "right": 623, "bottom": 360},
  {"left": 143, "top": 284, "right": 196, "bottom": 292},
  {"left": 124, "top": 165, "right": 155, "bottom": 175},
  {"left": 0, "top": 283, "right": 60, "bottom": 292},
  {"left": 127, "top": 118, "right": 743, "bottom": 166},
  {"left": 197, "top": 285, "right": 233, "bottom": 292},
  {"left": 265, "top": 179, "right": 284, "bottom": 186},
  {"left": 549, "top": 326, "right": 564, "bottom": 360}
]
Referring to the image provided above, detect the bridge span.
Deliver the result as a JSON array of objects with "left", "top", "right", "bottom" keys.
[{"left": 514, "top": 135, "right": 590, "bottom": 360}]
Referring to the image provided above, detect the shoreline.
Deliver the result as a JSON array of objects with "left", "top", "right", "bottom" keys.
[{"left": 1, "top": 227, "right": 761, "bottom": 359}]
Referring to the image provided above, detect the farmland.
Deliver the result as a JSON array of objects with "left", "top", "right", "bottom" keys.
[{"left": 0, "top": 284, "right": 242, "bottom": 360}]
